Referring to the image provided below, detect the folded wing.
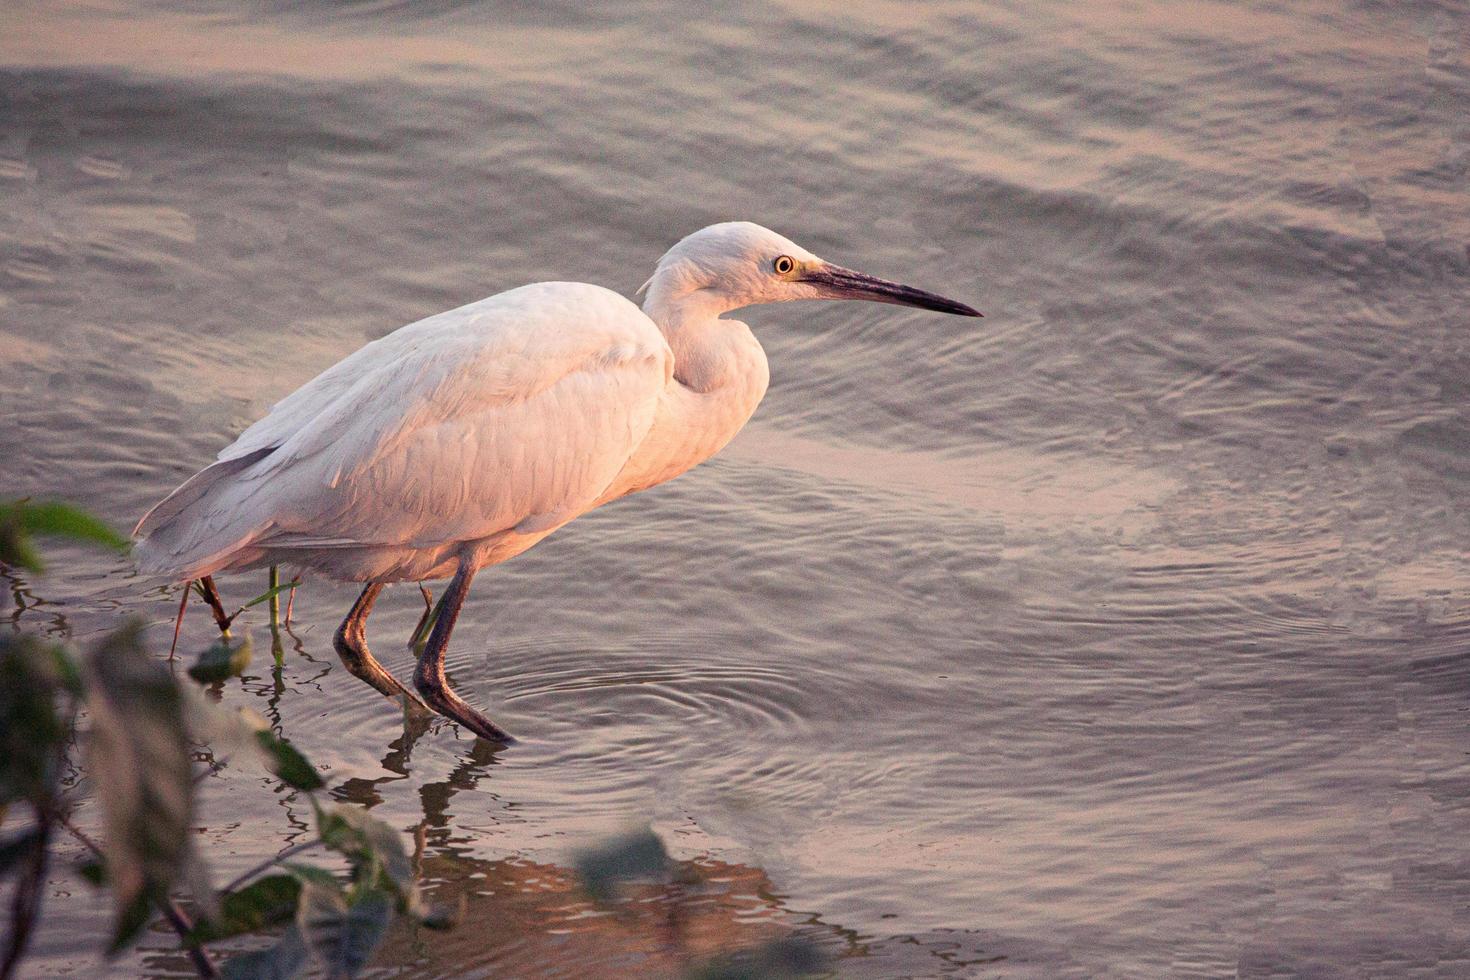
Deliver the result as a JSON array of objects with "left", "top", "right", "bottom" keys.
[{"left": 134, "top": 282, "right": 672, "bottom": 581}]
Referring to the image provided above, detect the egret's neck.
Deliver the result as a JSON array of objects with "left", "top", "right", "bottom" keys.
[
  {"left": 642, "top": 285, "right": 754, "bottom": 394},
  {"left": 600, "top": 279, "right": 769, "bottom": 503}
]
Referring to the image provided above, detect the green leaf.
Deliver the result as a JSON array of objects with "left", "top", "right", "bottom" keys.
[
  {"left": 297, "top": 880, "right": 392, "bottom": 979},
  {"left": 191, "top": 874, "right": 301, "bottom": 943},
  {"left": 573, "top": 828, "right": 671, "bottom": 904},
  {"left": 83, "top": 620, "right": 195, "bottom": 953},
  {"left": 221, "top": 924, "right": 308, "bottom": 980},
  {"left": 7, "top": 500, "right": 129, "bottom": 550},
  {"left": 316, "top": 805, "right": 414, "bottom": 901},
  {"left": 241, "top": 578, "right": 301, "bottom": 611},
  {"left": 0, "top": 520, "right": 42, "bottom": 573},
  {"left": 253, "top": 731, "right": 324, "bottom": 792},
  {"left": 188, "top": 634, "right": 253, "bottom": 684},
  {"left": 0, "top": 499, "right": 129, "bottom": 573}
]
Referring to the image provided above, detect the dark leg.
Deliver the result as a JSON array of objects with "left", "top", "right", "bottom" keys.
[
  {"left": 334, "top": 583, "right": 429, "bottom": 711},
  {"left": 413, "top": 563, "right": 514, "bottom": 743}
]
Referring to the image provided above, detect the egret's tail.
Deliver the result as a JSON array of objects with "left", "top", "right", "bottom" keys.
[{"left": 132, "top": 448, "right": 275, "bottom": 581}]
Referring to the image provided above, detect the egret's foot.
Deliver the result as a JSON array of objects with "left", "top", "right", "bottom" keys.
[
  {"left": 333, "top": 582, "right": 431, "bottom": 713},
  {"left": 334, "top": 627, "right": 431, "bottom": 712},
  {"left": 411, "top": 561, "right": 515, "bottom": 744},
  {"left": 413, "top": 666, "right": 515, "bottom": 744}
]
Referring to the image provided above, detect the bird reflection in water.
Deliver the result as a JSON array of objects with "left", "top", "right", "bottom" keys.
[{"left": 331, "top": 735, "right": 837, "bottom": 978}]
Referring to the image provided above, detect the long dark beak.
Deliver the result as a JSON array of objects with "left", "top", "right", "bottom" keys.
[{"left": 799, "top": 263, "right": 982, "bottom": 317}]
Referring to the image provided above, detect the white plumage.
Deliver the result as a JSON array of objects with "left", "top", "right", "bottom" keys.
[
  {"left": 137, "top": 282, "right": 673, "bottom": 583},
  {"left": 134, "top": 221, "right": 980, "bottom": 741}
]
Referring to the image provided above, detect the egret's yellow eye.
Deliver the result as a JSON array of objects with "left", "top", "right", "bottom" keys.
[{"left": 773, "top": 255, "right": 795, "bottom": 276}]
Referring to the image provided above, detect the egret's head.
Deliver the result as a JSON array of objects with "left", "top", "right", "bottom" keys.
[{"left": 640, "top": 221, "right": 981, "bottom": 322}]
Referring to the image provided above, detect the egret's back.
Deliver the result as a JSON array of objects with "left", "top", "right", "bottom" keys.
[{"left": 134, "top": 282, "right": 672, "bottom": 582}]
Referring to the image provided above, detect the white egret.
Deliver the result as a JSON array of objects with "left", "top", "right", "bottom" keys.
[{"left": 134, "top": 222, "right": 980, "bottom": 741}]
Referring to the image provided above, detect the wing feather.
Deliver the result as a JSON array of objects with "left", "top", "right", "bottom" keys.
[{"left": 134, "top": 282, "right": 672, "bottom": 579}]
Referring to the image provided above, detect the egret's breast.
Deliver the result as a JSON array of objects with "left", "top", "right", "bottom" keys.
[{"left": 599, "top": 325, "right": 768, "bottom": 504}]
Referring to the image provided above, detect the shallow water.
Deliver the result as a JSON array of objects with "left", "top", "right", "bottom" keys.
[{"left": 3, "top": 0, "right": 1470, "bottom": 976}]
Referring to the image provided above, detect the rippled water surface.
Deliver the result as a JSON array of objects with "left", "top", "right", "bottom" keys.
[{"left": 4, "top": 1, "right": 1470, "bottom": 976}]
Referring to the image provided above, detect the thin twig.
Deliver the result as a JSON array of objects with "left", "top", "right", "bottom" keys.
[
  {"left": 57, "top": 815, "right": 101, "bottom": 856},
  {"left": 158, "top": 901, "right": 218, "bottom": 979},
  {"left": 58, "top": 817, "right": 219, "bottom": 979},
  {"left": 221, "top": 840, "right": 324, "bottom": 894},
  {"left": 169, "top": 586, "right": 189, "bottom": 660},
  {"left": 193, "top": 755, "right": 230, "bottom": 785}
]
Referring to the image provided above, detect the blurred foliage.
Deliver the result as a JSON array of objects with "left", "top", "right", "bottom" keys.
[
  {"left": 0, "top": 498, "right": 129, "bottom": 574},
  {"left": 0, "top": 503, "right": 428, "bottom": 979},
  {"left": 315, "top": 803, "right": 416, "bottom": 908},
  {"left": 688, "top": 938, "right": 831, "bottom": 980},
  {"left": 188, "top": 875, "right": 300, "bottom": 944},
  {"left": 0, "top": 633, "right": 79, "bottom": 806},
  {"left": 253, "top": 732, "right": 324, "bottom": 793},
  {"left": 3, "top": 502, "right": 828, "bottom": 979},
  {"left": 573, "top": 829, "right": 830, "bottom": 979},
  {"left": 0, "top": 631, "right": 76, "bottom": 980},
  {"left": 188, "top": 634, "right": 254, "bottom": 684},
  {"left": 574, "top": 827, "right": 672, "bottom": 903},
  {"left": 84, "top": 621, "right": 197, "bottom": 952},
  {"left": 295, "top": 880, "right": 392, "bottom": 979}
]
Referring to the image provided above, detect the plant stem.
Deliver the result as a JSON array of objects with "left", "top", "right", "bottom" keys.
[
  {"left": 267, "top": 566, "right": 280, "bottom": 630},
  {"left": 2, "top": 716, "right": 72, "bottom": 980},
  {"left": 409, "top": 586, "right": 446, "bottom": 652},
  {"left": 196, "top": 577, "right": 232, "bottom": 637},
  {"left": 1, "top": 814, "right": 53, "bottom": 980},
  {"left": 221, "top": 840, "right": 324, "bottom": 894},
  {"left": 58, "top": 817, "right": 219, "bottom": 979},
  {"left": 169, "top": 587, "right": 189, "bottom": 660}
]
